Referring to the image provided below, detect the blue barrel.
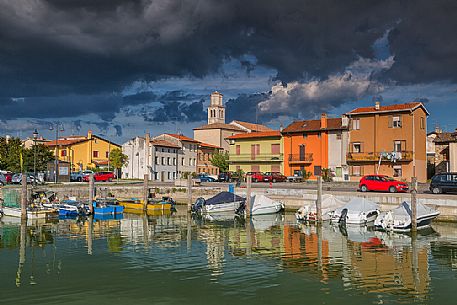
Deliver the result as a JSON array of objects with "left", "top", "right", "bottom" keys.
[{"left": 228, "top": 184, "right": 235, "bottom": 193}]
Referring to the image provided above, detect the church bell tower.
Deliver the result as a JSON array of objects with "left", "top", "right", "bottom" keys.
[{"left": 207, "top": 91, "right": 225, "bottom": 124}]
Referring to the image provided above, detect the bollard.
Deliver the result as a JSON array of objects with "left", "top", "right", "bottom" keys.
[
  {"left": 411, "top": 177, "right": 417, "bottom": 233},
  {"left": 89, "top": 173, "right": 94, "bottom": 214},
  {"left": 246, "top": 175, "right": 252, "bottom": 218},
  {"left": 21, "top": 174, "right": 27, "bottom": 220},
  {"left": 316, "top": 176, "right": 323, "bottom": 222},
  {"left": 143, "top": 173, "right": 149, "bottom": 211},
  {"left": 187, "top": 175, "right": 192, "bottom": 212}
]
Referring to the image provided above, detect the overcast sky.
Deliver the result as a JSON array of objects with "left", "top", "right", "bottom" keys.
[{"left": 1, "top": 0, "right": 456, "bottom": 143}]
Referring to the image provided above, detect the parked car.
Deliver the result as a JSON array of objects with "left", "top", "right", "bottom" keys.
[
  {"left": 359, "top": 175, "right": 409, "bottom": 193},
  {"left": 198, "top": 174, "right": 216, "bottom": 182},
  {"left": 83, "top": 171, "right": 115, "bottom": 182},
  {"left": 246, "top": 172, "right": 265, "bottom": 182},
  {"left": 0, "top": 173, "right": 7, "bottom": 186},
  {"left": 1, "top": 171, "right": 13, "bottom": 184},
  {"left": 263, "top": 172, "right": 288, "bottom": 183},
  {"left": 11, "top": 173, "right": 43, "bottom": 185},
  {"left": 430, "top": 172, "right": 457, "bottom": 194},
  {"left": 71, "top": 170, "right": 94, "bottom": 182},
  {"left": 218, "top": 172, "right": 232, "bottom": 182}
]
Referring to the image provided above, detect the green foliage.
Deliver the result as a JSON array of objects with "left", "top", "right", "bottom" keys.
[
  {"left": 0, "top": 137, "right": 54, "bottom": 173},
  {"left": 109, "top": 148, "right": 128, "bottom": 170},
  {"left": 233, "top": 169, "right": 245, "bottom": 182},
  {"left": 210, "top": 151, "right": 229, "bottom": 172},
  {"left": 300, "top": 170, "right": 312, "bottom": 180},
  {"left": 321, "top": 168, "right": 333, "bottom": 182}
]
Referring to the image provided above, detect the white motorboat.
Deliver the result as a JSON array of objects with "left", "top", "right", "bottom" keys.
[
  {"left": 329, "top": 197, "right": 380, "bottom": 225},
  {"left": 1, "top": 206, "right": 49, "bottom": 219},
  {"left": 296, "top": 194, "right": 347, "bottom": 221},
  {"left": 192, "top": 192, "right": 245, "bottom": 214},
  {"left": 249, "top": 195, "right": 284, "bottom": 215},
  {"left": 374, "top": 201, "right": 440, "bottom": 232}
]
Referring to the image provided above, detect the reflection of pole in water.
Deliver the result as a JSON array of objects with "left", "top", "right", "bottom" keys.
[
  {"left": 411, "top": 233, "right": 419, "bottom": 292},
  {"left": 246, "top": 219, "right": 253, "bottom": 256},
  {"left": 186, "top": 212, "right": 192, "bottom": 251},
  {"left": 87, "top": 216, "right": 93, "bottom": 255},
  {"left": 16, "top": 219, "right": 27, "bottom": 287},
  {"left": 317, "top": 224, "right": 323, "bottom": 277},
  {"left": 143, "top": 213, "right": 149, "bottom": 250}
]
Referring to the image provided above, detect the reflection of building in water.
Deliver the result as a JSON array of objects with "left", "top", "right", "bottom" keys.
[
  {"left": 199, "top": 227, "right": 225, "bottom": 277},
  {"left": 227, "top": 224, "right": 284, "bottom": 257}
]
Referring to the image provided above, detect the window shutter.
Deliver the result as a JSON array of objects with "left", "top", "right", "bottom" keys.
[
  {"left": 399, "top": 114, "right": 403, "bottom": 127},
  {"left": 388, "top": 115, "right": 393, "bottom": 128}
]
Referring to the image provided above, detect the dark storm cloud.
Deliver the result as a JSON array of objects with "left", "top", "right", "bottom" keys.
[
  {"left": 1, "top": 0, "right": 457, "bottom": 121},
  {"left": 225, "top": 93, "right": 272, "bottom": 122},
  {"left": 144, "top": 99, "right": 206, "bottom": 123}
]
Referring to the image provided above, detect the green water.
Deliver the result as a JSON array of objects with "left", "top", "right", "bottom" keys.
[{"left": 1, "top": 207, "right": 457, "bottom": 305}]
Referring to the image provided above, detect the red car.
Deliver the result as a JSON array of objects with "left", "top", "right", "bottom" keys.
[
  {"left": 83, "top": 171, "right": 116, "bottom": 182},
  {"left": 359, "top": 175, "right": 409, "bottom": 193},
  {"left": 263, "top": 172, "right": 287, "bottom": 183},
  {"left": 246, "top": 172, "right": 265, "bottom": 182}
]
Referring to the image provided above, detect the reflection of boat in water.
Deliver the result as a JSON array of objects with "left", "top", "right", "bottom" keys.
[
  {"left": 330, "top": 198, "right": 380, "bottom": 225},
  {"left": 374, "top": 201, "right": 440, "bottom": 232},
  {"left": 296, "top": 194, "right": 346, "bottom": 221},
  {"left": 251, "top": 213, "right": 283, "bottom": 231},
  {"left": 237, "top": 195, "right": 284, "bottom": 216},
  {"left": 93, "top": 199, "right": 124, "bottom": 215},
  {"left": 119, "top": 196, "right": 176, "bottom": 212},
  {"left": 192, "top": 192, "right": 245, "bottom": 214}
]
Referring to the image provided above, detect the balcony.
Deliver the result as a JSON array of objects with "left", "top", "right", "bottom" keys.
[
  {"left": 347, "top": 151, "right": 413, "bottom": 162},
  {"left": 229, "top": 153, "right": 283, "bottom": 163},
  {"left": 287, "top": 153, "right": 313, "bottom": 164}
]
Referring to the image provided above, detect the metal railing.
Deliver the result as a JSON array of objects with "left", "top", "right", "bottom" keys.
[
  {"left": 287, "top": 153, "right": 314, "bottom": 163},
  {"left": 229, "top": 153, "right": 283, "bottom": 162},
  {"left": 347, "top": 151, "right": 413, "bottom": 162}
]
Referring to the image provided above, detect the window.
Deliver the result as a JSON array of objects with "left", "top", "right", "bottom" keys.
[
  {"left": 271, "top": 165, "right": 281, "bottom": 172},
  {"left": 420, "top": 117, "right": 425, "bottom": 129},
  {"left": 393, "top": 165, "right": 402, "bottom": 177},
  {"left": 155, "top": 156, "right": 159, "bottom": 165},
  {"left": 167, "top": 157, "right": 171, "bottom": 165},
  {"left": 351, "top": 165, "right": 362, "bottom": 176},
  {"left": 352, "top": 142, "right": 362, "bottom": 153},
  {"left": 251, "top": 165, "right": 260, "bottom": 172},
  {"left": 303, "top": 134, "right": 308, "bottom": 139},
  {"left": 352, "top": 119, "right": 360, "bottom": 130},
  {"left": 335, "top": 167, "right": 342, "bottom": 177},
  {"left": 93, "top": 151, "right": 99, "bottom": 158},
  {"left": 173, "top": 158, "right": 176, "bottom": 165},
  {"left": 394, "top": 140, "right": 402, "bottom": 152},
  {"left": 61, "top": 150, "right": 67, "bottom": 157},
  {"left": 336, "top": 133, "right": 342, "bottom": 140},
  {"left": 236, "top": 166, "right": 240, "bottom": 171},
  {"left": 271, "top": 144, "right": 280, "bottom": 154},
  {"left": 236, "top": 145, "right": 241, "bottom": 155},
  {"left": 389, "top": 115, "right": 402, "bottom": 128},
  {"left": 106, "top": 151, "right": 109, "bottom": 158},
  {"left": 189, "top": 158, "right": 192, "bottom": 166},
  {"left": 314, "top": 166, "right": 322, "bottom": 176},
  {"left": 182, "top": 158, "right": 185, "bottom": 166},
  {"left": 317, "top": 133, "right": 321, "bottom": 139},
  {"left": 162, "top": 157, "right": 165, "bottom": 165},
  {"left": 168, "top": 172, "right": 171, "bottom": 180}
]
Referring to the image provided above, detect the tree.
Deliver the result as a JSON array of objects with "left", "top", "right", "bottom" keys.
[
  {"left": 109, "top": 148, "right": 128, "bottom": 180},
  {"left": 4, "top": 137, "right": 24, "bottom": 173},
  {"left": 210, "top": 150, "right": 229, "bottom": 172},
  {"left": 23, "top": 144, "right": 55, "bottom": 172}
]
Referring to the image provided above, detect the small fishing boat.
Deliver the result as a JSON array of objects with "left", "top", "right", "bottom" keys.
[
  {"left": 236, "top": 194, "right": 284, "bottom": 216},
  {"left": 329, "top": 197, "right": 380, "bottom": 225},
  {"left": 296, "top": 194, "right": 347, "bottom": 221},
  {"left": 93, "top": 200, "right": 124, "bottom": 215},
  {"left": 1, "top": 206, "right": 51, "bottom": 219},
  {"left": 58, "top": 200, "right": 89, "bottom": 217},
  {"left": 192, "top": 192, "right": 245, "bottom": 214},
  {"left": 119, "top": 196, "right": 175, "bottom": 211},
  {"left": 374, "top": 201, "right": 440, "bottom": 232}
]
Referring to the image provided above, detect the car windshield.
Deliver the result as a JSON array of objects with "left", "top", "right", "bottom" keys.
[{"left": 380, "top": 176, "right": 394, "bottom": 182}]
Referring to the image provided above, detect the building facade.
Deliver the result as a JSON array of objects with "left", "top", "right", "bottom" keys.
[
  {"left": 345, "top": 101, "right": 429, "bottom": 182},
  {"left": 432, "top": 129, "right": 457, "bottom": 175},
  {"left": 282, "top": 114, "right": 349, "bottom": 180},
  {"left": 197, "top": 142, "right": 222, "bottom": 176},
  {"left": 227, "top": 131, "right": 283, "bottom": 174},
  {"left": 45, "top": 130, "right": 120, "bottom": 171}
]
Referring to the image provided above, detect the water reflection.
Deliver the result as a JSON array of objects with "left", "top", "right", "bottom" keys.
[{"left": 1, "top": 208, "right": 457, "bottom": 304}]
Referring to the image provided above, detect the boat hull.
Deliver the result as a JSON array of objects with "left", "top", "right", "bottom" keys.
[
  {"left": 94, "top": 205, "right": 124, "bottom": 215},
  {"left": 375, "top": 213, "right": 439, "bottom": 232},
  {"left": 2, "top": 207, "right": 50, "bottom": 219},
  {"left": 120, "top": 201, "right": 172, "bottom": 211},
  {"left": 251, "top": 203, "right": 283, "bottom": 215},
  {"left": 203, "top": 201, "right": 243, "bottom": 214}
]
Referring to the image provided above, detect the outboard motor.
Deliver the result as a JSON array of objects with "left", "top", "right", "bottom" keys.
[
  {"left": 235, "top": 201, "right": 246, "bottom": 216},
  {"left": 338, "top": 208, "right": 348, "bottom": 224},
  {"left": 191, "top": 197, "right": 205, "bottom": 213}
]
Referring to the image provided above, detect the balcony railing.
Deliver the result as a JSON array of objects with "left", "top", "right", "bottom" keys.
[
  {"left": 229, "top": 153, "right": 283, "bottom": 162},
  {"left": 288, "top": 153, "right": 314, "bottom": 164},
  {"left": 347, "top": 151, "right": 413, "bottom": 162}
]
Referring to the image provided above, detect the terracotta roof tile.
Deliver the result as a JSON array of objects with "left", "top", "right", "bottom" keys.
[
  {"left": 282, "top": 118, "right": 345, "bottom": 133},
  {"left": 150, "top": 139, "right": 181, "bottom": 148},
  {"left": 45, "top": 139, "right": 86, "bottom": 146},
  {"left": 227, "top": 130, "right": 281, "bottom": 140},
  {"left": 347, "top": 102, "right": 428, "bottom": 115},
  {"left": 434, "top": 132, "right": 457, "bottom": 143},
  {"left": 199, "top": 142, "right": 222, "bottom": 149},
  {"left": 193, "top": 123, "right": 246, "bottom": 131},
  {"left": 166, "top": 133, "right": 200, "bottom": 143},
  {"left": 231, "top": 120, "right": 273, "bottom": 132}
]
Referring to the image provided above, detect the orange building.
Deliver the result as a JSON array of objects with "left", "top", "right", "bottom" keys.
[
  {"left": 346, "top": 101, "right": 429, "bottom": 182},
  {"left": 282, "top": 114, "right": 348, "bottom": 179}
]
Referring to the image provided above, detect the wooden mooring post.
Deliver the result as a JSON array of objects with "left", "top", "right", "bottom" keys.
[
  {"left": 143, "top": 173, "right": 149, "bottom": 211},
  {"left": 88, "top": 173, "right": 94, "bottom": 214},
  {"left": 21, "top": 174, "right": 27, "bottom": 220},
  {"left": 316, "top": 176, "right": 323, "bottom": 222},
  {"left": 411, "top": 177, "right": 418, "bottom": 233},
  {"left": 187, "top": 175, "right": 192, "bottom": 212},
  {"left": 246, "top": 175, "right": 252, "bottom": 218}
]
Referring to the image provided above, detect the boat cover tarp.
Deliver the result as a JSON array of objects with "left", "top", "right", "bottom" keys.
[
  {"left": 251, "top": 195, "right": 280, "bottom": 211},
  {"left": 205, "top": 192, "right": 245, "bottom": 205},
  {"left": 305, "top": 194, "right": 347, "bottom": 214},
  {"left": 388, "top": 201, "right": 439, "bottom": 218},
  {"left": 334, "top": 197, "right": 379, "bottom": 214}
]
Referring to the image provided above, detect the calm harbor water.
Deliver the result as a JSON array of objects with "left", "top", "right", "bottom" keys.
[{"left": 1, "top": 207, "right": 457, "bottom": 305}]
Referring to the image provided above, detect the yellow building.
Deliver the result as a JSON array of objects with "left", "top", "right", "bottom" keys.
[
  {"left": 227, "top": 131, "right": 283, "bottom": 173},
  {"left": 45, "top": 130, "right": 121, "bottom": 171}
]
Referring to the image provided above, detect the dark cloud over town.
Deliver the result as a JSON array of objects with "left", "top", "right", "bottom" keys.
[{"left": 1, "top": 0, "right": 457, "bottom": 136}]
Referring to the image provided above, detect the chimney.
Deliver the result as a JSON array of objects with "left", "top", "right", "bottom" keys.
[
  {"left": 279, "top": 123, "right": 284, "bottom": 132},
  {"left": 87, "top": 130, "right": 93, "bottom": 140},
  {"left": 375, "top": 101, "right": 381, "bottom": 110},
  {"left": 320, "top": 113, "right": 327, "bottom": 129},
  {"left": 341, "top": 114, "right": 349, "bottom": 127},
  {"left": 434, "top": 126, "right": 442, "bottom": 134}
]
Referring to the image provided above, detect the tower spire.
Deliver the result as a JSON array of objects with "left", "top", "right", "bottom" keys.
[{"left": 208, "top": 91, "right": 225, "bottom": 124}]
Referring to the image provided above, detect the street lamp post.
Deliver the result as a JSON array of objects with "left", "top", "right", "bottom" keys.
[
  {"left": 50, "top": 123, "right": 64, "bottom": 184},
  {"left": 32, "top": 129, "right": 38, "bottom": 186}
]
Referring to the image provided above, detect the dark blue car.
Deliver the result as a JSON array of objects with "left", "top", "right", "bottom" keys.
[{"left": 198, "top": 174, "right": 216, "bottom": 182}]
